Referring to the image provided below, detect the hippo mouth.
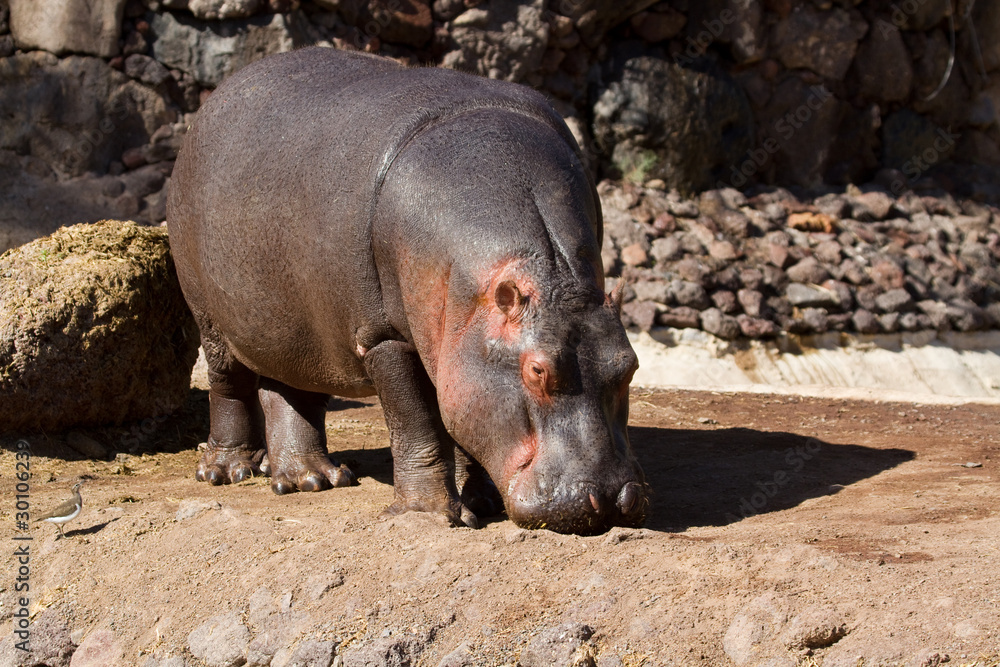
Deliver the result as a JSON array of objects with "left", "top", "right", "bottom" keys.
[{"left": 500, "top": 440, "right": 649, "bottom": 534}]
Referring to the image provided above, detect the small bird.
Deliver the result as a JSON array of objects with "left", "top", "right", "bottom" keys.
[{"left": 35, "top": 482, "right": 84, "bottom": 539}]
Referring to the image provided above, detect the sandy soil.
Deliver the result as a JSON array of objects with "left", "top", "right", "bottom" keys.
[{"left": 1, "top": 387, "right": 999, "bottom": 666}]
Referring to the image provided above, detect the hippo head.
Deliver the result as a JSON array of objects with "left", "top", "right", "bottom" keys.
[{"left": 436, "top": 263, "right": 649, "bottom": 535}]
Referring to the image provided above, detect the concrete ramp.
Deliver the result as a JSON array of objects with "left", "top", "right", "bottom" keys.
[{"left": 630, "top": 329, "right": 1000, "bottom": 405}]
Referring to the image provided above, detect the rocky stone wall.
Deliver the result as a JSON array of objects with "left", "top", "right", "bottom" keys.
[
  {"left": 0, "top": 0, "right": 998, "bottom": 336},
  {"left": 604, "top": 180, "right": 1000, "bottom": 338}
]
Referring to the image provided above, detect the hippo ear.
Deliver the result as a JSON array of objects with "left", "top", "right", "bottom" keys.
[
  {"left": 606, "top": 280, "right": 625, "bottom": 315},
  {"left": 495, "top": 280, "right": 527, "bottom": 321}
]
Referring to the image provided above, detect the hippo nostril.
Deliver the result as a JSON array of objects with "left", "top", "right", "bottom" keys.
[
  {"left": 589, "top": 493, "right": 601, "bottom": 514},
  {"left": 617, "top": 482, "right": 642, "bottom": 516}
]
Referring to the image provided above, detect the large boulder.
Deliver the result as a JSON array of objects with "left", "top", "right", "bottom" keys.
[
  {"left": 9, "top": 0, "right": 127, "bottom": 57},
  {"left": 0, "top": 220, "right": 199, "bottom": 434},
  {"left": 592, "top": 45, "right": 753, "bottom": 191},
  {"left": 149, "top": 10, "right": 312, "bottom": 87},
  {"left": 771, "top": 5, "right": 868, "bottom": 81},
  {"left": 0, "top": 52, "right": 175, "bottom": 177}
]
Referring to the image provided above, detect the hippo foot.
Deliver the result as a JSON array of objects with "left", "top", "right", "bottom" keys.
[
  {"left": 380, "top": 495, "right": 479, "bottom": 529},
  {"left": 196, "top": 441, "right": 265, "bottom": 485},
  {"left": 261, "top": 452, "right": 357, "bottom": 494}
]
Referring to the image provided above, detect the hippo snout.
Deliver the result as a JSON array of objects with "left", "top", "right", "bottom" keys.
[{"left": 506, "top": 477, "right": 649, "bottom": 535}]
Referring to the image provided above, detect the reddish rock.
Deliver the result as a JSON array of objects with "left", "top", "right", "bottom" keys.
[
  {"left": 786, "top": 257, "right": 830, "bottom": 285},
  {"left": 737, "top": 315, "right": 779, "bottom": 338},
  {"left": 700, "top": 308, "right": 740, "bottom": 340},
  {"left": 658, "top": 306, "right": 701, "bottom": 329},
  {"left": 768, "top": 243, "right": 790, "bottom": 269},
  {"left": 709, "top": 240, "right": 739, "bottom": 261},
  {"left": 622, "top": 299, "right": 658, "bottom": 332},
  {"left": 621, "top": 242, "right": 649, "bottom": 267},
  {"left": 737, "top": 289, "right": 764, "bottom": 317},
  {"left": 711, "top": 290, "right": 738, "bottom": 314},
  {"left": 871, "top": 259, "right": 905, "bottom": 290}
]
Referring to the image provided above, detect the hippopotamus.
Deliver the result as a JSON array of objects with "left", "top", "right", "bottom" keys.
[{"left": 167, "top": 47, "right": 648, "bottom": 534}]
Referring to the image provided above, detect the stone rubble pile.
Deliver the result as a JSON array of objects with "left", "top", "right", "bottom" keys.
[{"left": 604, "top": 180, "right": 1000, "bottom": 337}]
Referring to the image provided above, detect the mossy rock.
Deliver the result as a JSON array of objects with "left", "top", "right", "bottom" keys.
[{"left": 0, "top": 220, "right": 199, "bottom": 434}]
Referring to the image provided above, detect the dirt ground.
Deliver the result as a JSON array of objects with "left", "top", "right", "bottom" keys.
[{"left": 2, "top": 386, "right": 999, "bottom": 666}]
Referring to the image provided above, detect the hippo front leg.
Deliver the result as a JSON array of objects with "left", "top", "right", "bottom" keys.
[
  {"left": 364, "top": 340, "right": 477, "bottom": 528},
  {"left": 258, "top": 378, "right": 356, "bottom": 494}
]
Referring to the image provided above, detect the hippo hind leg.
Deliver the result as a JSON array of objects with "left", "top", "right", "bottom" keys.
[
  {"left": 258, "top": 378, "right": 356, "bottom": 494},
  {"left": 198, "top": 325, "right": 266, "bottom": 485}
]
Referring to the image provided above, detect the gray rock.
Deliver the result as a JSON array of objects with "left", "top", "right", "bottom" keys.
[
  {"left": 517, "top": 622, "right": 594, "bottom": 667},
  {"left": 849, "top": 191, "right": 894, "bottom": 221},
  {"left": 670, "top": 280, "right": 710, "bottom": 310},
  {"left": 188, "top": 613, "right": 251, "bottom": 667},
  {"left": 786, "top": 283, "right": 838, "bottom": 309},
  {"left": 814, "top": 240, "right": 842, "bottom": 265},
  {"left": 437, "top": 641, "right": 474, "bottom": 667},
  {"left": 667, "top": 199, "right": 700, "bottom": 218},
  {"left": 875, "top": 288, "right": 915, "bottom": 313},
  {"left": 124, "top": 54, "right": 172, "bottom": 87},
  {"left": 711, "top": 290, "right": 738, "bottom": 314},
  {"left": 737, "top": 288, "right": 763, "bottom": 317},
  {"left": 700, "top": 308, "right": 740, "bottom": 339},
  {"left": 947, "top": 300, "right": 988, "bottom": 332},
  {"left": 280, "top": 639, "right": 336, "bottom": 667},
  {"left": 0, "top": 52, "right": 174, "bottom": 177},
  {"left": 737, "top": 315, "right": 778, "bottom": 338},
  {"left": 0, "top": 612, "right": 76, "bottom": 666},
  {"left": 723, "top": 593, "right": 787, "bottom": 665},
  {"left": 188, "top": 0, "right": 262, "bottom": 20},
  {"left": 658, "top": 306, "right": 701, "bottom": 329},
  {"left": 340, "top": 633, "right": 427, "bottom": 667},
  {"left": 592, "top": 49, "right": 753, "bottom": 191},
  {"left": 772, "top": 6, "right": 867, "bottom": 80},
  {"left": 150, "top": 10, "right": 308, "bottom": 87},
  {"left": 650, "top": 236, "right": 682, "bottom": 264},
  {"left": 0, "top": 221, "right": 199, "bottom": 433},
  {"left": 852, "top": 19, "right": 912, "bottom": 103},
  {"left": 632, "top": 280, "right": 671, "bottom": 305},
  {"left": 879, "top": 311, "right": 901, "bottom": 333},
  {"left": 786, "top": 257, "right": 830, "bottom": 285},
  {"left": 852, "top": 308, "right": 880, "bottom": 334},
  {"left": 9, "top": 0, "right": 126, "bottom": 57},
  {"left": 622, "top": 300, "right": 658, "bottom": 332},
  {"left": 175, "top": 499, "right": 222, "bottom": 521},
  {"left": 69, "top": 629, "right": 123, "bottom": 666},
  {"left": 441, "top": 0, "right": 548, "bottom": 84},
  {"left": 801, "top": 308, "right": 829, "bottom": 334}
]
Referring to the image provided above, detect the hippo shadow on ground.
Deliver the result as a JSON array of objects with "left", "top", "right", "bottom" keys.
[
  {"left": 629, "top": 426, "right": 915, "bottom": 532},
  {"left": 330, "top": 446, "right": 395, "bottom": 487}
]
